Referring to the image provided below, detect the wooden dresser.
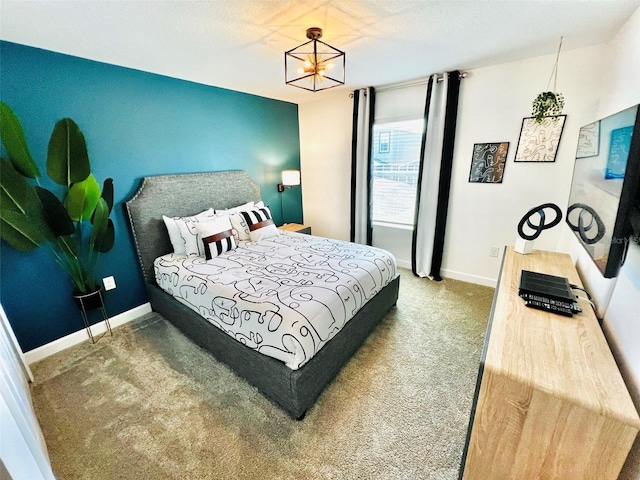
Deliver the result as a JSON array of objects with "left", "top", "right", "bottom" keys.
[{"left": 460, "top": 247, "right": 640, "bottom": 479}]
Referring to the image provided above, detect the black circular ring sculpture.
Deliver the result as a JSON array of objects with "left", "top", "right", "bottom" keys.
[
  {"left": 517, "top": 203, "right": 563, "bottom": 241},
  {"left": 566, "top": 203, "right": 606, "bottom": 244}
]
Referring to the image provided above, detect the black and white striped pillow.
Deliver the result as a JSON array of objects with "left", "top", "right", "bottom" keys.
[
  {"left": 241, "top": 206, "right": 280, "bottom": 242},
  {"left": 195, "top": 215, "right": 237, "bottom": 260},
  {"left": 215, "top": 201, "right": 256, "bottom": 241}
]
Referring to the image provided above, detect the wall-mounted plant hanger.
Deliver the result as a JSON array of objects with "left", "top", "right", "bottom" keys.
[{"left": 532, "top": 36, "right": 565, "bottom": 123}]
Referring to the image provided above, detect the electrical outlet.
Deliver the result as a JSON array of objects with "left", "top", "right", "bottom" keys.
[
  {"left": 490, "top": 246, "right": 500, "bottom": 258},
  {"left": 103, "top": 276, "right": 116, "bottom": 291}
]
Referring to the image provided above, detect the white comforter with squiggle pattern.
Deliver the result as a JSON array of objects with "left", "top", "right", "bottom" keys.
[{"left": 153, "top": 231, "right": 397, "bottom": 369}]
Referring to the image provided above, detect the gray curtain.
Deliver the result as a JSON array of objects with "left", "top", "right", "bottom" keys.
[
  {"left": 412, "top": 72, "right": 461, "bottom": 279},
  {"left": 350, "top": 87, "right": 375, "bottom": 245}
]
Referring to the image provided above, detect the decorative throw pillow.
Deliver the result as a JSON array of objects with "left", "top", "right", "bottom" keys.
[
  {"left": 195, "top": 215, "right": 237, "bottom": 260},
  {"left": 174, "top": 212, "right": 221, "bottom": 257},
  {"left": 220, "top": 201, "right": 264, "bottom": 241},
  {"left": 240, "top": 206, "right": 279, "bottom": 242},
  {"left": 162, "top": 208, "right": 215, "bottom": 255}
]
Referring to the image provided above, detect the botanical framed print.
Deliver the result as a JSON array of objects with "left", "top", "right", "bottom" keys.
[
  {"left": 514, "top": 115, "right": 567, "bottom": 162},
  {"left": 469, "top": 142, "right": 509, "bottom": 183},
  {"left": 576, "top": 121, "right": 600, "bottom": 158}
]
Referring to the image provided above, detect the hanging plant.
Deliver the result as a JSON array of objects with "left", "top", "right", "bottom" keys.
[
  {"left": 532, "top": 91, "right": 565, "bottom": 122},
  {"left": 532, "top": 37, "right": 565, "bottom": 123}
]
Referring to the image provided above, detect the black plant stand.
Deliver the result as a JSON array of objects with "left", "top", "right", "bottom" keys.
[{"left": 73, "top": 289, "right": 113, "bottom": 344}]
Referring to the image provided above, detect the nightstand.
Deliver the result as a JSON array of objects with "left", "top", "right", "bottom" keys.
[{"left": 279, "top": 223, "right": 311, "bottom": 235}]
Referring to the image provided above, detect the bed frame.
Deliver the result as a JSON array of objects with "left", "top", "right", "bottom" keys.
[{"left": 125, "top": 170, "right": 400, "bottom": 419}]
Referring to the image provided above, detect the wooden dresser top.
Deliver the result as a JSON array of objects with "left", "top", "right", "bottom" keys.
[{"left": 486, "top": 247, "right": 640, "bottom": 428}]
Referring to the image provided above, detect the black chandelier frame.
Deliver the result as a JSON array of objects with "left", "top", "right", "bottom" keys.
[{"left": 285, "top": 28, "right": 345, "bottom": 92}]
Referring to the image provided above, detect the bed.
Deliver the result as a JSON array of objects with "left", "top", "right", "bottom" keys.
[{"left": 125, "top": 170, "right": 400, "bottom": 419}]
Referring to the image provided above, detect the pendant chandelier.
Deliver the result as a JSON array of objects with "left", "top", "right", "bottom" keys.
[{"left": 285, "top": 27, "right": 345, "bottom": 92}]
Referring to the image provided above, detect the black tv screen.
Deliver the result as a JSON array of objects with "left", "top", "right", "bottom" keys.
[{"left": 566, "top": 104, "right": 640, "bottom": 278}]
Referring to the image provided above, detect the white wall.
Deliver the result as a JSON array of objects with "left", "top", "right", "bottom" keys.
[
  {"left": 444, "top": 43, "right": 605, "bottom": 285},
  {"left": 587, "top": 4, "right": 640, "bottom": 364},
  {"left": 299, "top": 92, "right": 353, "bottom": 241},
  {"left": 579, "top": 7, "right": 640, "bottom": 479},
  {"left": 299, "top": 9, "right": 640, "bottom": 475},
  {"left": 372, "top": 225, "right": 413, "bottom": 269},
  {"left": 300, "top": 44, "right": 606, "bottom": 284},
  {"left": 299, "top": 94, "right": 416, "bottom": 267}
]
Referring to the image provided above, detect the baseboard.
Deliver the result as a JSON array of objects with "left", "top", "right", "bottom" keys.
[
  {"left": 24, "top": 303, "right": 152, "bottom": 365},
  {"left": 396, "top": 264, "right": 497, "bottom": 287},
  {"left": 396, "top": 259, "right": 412, "bottom": 270},
  {"left": 440, "top": 268, "right": 497, "bottom": 288}
]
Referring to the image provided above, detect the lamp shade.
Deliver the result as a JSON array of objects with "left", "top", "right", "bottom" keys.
[{"left": 281, "top": 170, "right": 301, "bottom": 187}]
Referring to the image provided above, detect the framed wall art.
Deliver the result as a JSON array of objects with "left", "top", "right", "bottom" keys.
[
  {"left": 576, "top": 120, "right": 600, "bottom": 158},
  {"left": 606, "top": 125, "right": 634, "bottom": 179},
  {"left": 468, "top": 142, "right": 509, "bottom": 183},
  {"left": 514, "top": 115, "right": 567, "bottom": 163}
]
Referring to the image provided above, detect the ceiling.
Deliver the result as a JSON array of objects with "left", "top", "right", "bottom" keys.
[{"left": 1, "top": 1, "right": 639, "bottom": 105}]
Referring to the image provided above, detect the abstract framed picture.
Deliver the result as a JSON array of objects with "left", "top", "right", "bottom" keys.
[
  {"left": 514, "top": 115, "right": 567, "bottom": 162},
  {"left": 605, "top": 125, "right": 634, "bottom": 179},
  {"left": 469, "top": 142, "right": 509, "bottom": 183},
  {"left": 576, "top": 120, "right": 600, "bottom": 158}
]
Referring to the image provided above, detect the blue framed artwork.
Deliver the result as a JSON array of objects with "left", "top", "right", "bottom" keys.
[{"left": 606, "top": 125, "right": 633, "bottom": 179}]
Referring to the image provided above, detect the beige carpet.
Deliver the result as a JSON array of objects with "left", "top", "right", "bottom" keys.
[{"left": 30, "top": 269, "right": 494, "bottom": 480}]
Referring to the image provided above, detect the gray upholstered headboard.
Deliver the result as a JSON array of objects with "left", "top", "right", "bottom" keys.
[{"left": 125, "top": 171, "right": 261, "bottom": 283}]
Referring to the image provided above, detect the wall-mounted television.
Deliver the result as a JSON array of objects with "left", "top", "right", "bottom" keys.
[{"left": 566, "top": 104, "right": 640, "bottom": 278}]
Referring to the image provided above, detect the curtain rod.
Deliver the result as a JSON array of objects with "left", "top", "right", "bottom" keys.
[{"left": 374, "top": 71, "right": 468, "bottom": 92}]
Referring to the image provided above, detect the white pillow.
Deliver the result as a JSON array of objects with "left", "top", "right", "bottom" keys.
[
  {"left": 240, "top": 205, "right": 280, "bottom": 242},
  {"left": 220, "top": 201, "right": 264, "bottom": 241},
  {"left": 175, "top": 213, "right": 220, "bottom": 257},
  {"left": 162, "top": 208, "right": 215, "bottom": 255},
  {"left": 214, "top": 201, "right": 255, "bottom": 215},
  {"left": 195, "top": 215, "right": 237, "bottom": 259},
  {"left": 228, "top": 212, "right": 251, "bottom": 241}
]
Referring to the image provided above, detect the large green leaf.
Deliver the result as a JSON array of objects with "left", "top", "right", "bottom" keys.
[
  {"left": 95, "top": 219, "right": 115, "bottom": 253},
  {"left": 0, "top": 210, "right": 46, "bottom": 251},
  {"left": 0, "top": 159, "right": 60, "bottom": 244},
  {"left": 101, "top": 178, "right": 114, "bottom": 214},
  {"left": 65, "top": 174, "right": 100, "bottom": 221},
  {"left": 56, "top": 234, "right": 79, "bottom": 257},
  {"left": 0, "top": 102, "right": 40, "bottom": 178},
  {"left": 47, "top": 118, "right": 90, "bottom": 186},
  {"left": 0, "top": 189, "right": 20, "bottom": 215},
  {"left": 35, "top": 187, "right": 74, "bottom": 237},
  {"left": 0, "top": 158, "right": 33, "bottom": 214},
  {"left": 90, "top": 198, "right": 114, "bottom": 253}
]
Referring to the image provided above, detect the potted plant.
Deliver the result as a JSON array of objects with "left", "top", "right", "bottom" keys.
[
  {"left": 532, "top": 91, "right": 565, "bottom": 123},
  {"left": 532, "top": 37, "right": 565, "bottom": 123},
  {"left": 0, "top": 101, "right": 115, "bottom": 309}
]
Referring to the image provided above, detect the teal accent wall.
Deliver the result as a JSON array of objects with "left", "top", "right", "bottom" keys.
[{"left": 0, "top": 41, "right": 302, "bottom": 351}]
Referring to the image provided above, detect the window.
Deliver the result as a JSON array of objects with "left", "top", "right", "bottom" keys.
[{"left": 371, "top": 118, "right": 423, "bottom": 226}]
